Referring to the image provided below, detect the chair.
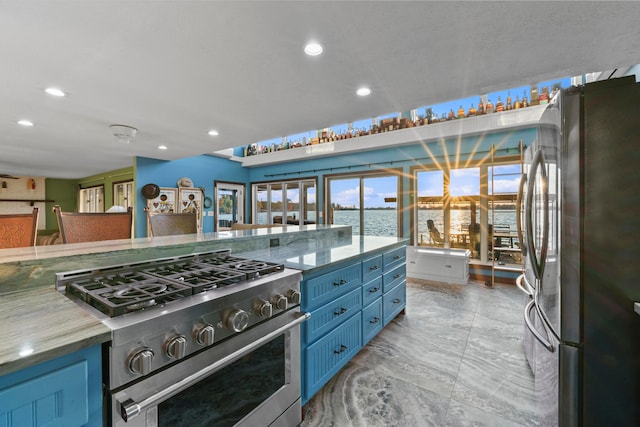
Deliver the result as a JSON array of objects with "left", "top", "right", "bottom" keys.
[
  {"left": 0, "top": 207, "right": 39, "bottom": 248},
  {"left": 144, "top": 207, "right": 197, "bottom": 237},
  {"left": 427, "top": 219, "right": 444, "bottom": 244},
  {"left": 53, "top": 205, "right": 132, "bottom": 243}
]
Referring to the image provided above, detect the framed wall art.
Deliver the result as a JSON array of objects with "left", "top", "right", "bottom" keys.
[
  {"left": 146, "top": 187, "right": 177, "bottom": 214},
  {"left": 178, "top": 187, "right": 204, "bottom": 231}
]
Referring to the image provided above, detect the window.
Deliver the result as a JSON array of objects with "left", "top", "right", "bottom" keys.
[
  {"left": 251, "top": 179, "right": 317, "bottom": 225},
  {"left": 326, "top": 172, "right": 400, "bottom": 237},
  {"left": 414, "top": 157, "right": 522, "bottom": 264},
  {"left": 112, "top": 180, "right": 133, "bottom": 210},
  {"left": 79, "top": 185, "right": 104, "bottom": 213}
]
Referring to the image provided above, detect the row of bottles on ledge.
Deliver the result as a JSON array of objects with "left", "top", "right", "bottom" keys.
[{"left": 243, "top": 86, "right": 559, "bottom": 157}]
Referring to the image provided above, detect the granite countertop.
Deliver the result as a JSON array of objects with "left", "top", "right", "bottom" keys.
[{"left": 0, "top": 229, "right": 406, "bottom": 377}]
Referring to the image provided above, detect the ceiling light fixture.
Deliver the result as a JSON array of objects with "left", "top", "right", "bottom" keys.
[
  {"left": 110, "top": 124, "right": 138, "bottom": 144},
  {"left": 304, "top": 42, "right": 323, "bottom": 56},
  {"left": 18, "top": 119, "right": 34, "bottom": 126},
  {"left": 357, "top": 87, "right": 371, "bottom": 96},
  {"left": 208, "top": 129, "right": 219, "bottom": 136},
  {"left": 158, "top": 145, "right": 168, "bottom": 150},
  {"left": 45, "top": 87, "right": 66, "bottom": 97}
]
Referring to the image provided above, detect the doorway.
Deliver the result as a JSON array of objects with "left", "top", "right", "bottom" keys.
[{"left": 214, "top": 181, "right": 245, "bottom": 230}]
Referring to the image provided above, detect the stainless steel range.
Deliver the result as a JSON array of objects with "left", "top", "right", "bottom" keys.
[{"left": 57, "top": 249, "right": 307, "bottom": 427}]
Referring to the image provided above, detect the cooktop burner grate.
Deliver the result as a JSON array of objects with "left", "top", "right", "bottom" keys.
[
  {"left": 66, "top": 272, "right": 192, "bottom": 317},
  {"left": 143, "top": 266, "right": 246, "bottom": 293},
  {"left": 194, "top": 254, "right": 284, "bottom": 279}
]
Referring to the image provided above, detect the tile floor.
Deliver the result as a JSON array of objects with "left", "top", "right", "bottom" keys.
[{"left": 301, "top": 278, "right": 537, "bottom": 427}]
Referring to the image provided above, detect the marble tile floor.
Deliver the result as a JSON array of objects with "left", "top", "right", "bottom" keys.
[{"left": 301, "top": 278, "right": 537, "bottom": 427}]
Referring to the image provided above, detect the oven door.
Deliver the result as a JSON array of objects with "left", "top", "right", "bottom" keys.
[{"left": 110, "top": 309, "right": 309, "bottom": 427}]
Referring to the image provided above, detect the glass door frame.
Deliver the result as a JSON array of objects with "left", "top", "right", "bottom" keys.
[
  {"left": 324, "top": 169, "right": 403, "bottom": 237},
  {"left": 214, "top": 181, "right": 245, "bottom": 230}
]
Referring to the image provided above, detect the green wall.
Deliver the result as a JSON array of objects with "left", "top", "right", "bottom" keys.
[{"left": 44, "top": 167, "right": 134, "bottom": 231}]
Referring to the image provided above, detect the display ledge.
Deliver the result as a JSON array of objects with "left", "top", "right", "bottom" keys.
[{"left": 239, "top": 105, "right": 546, "bottom": 167}]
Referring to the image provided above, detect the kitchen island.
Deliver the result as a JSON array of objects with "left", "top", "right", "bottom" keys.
[
  {"left": 1, "top": 224, "right": 406, "bottom": 424},
  {"left": 0, "top": 224, "right": 351, "bottom": 374}
]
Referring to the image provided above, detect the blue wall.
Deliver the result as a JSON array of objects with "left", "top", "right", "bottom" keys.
[
  {"left": 134, "top": 128, "right": 537, "bottom": 238},
  {"left": 248, "top": 128, "right": 537, "bottom": 236},
  {"left": 134, "top": 155, "right": 248, "bottom": 237}
]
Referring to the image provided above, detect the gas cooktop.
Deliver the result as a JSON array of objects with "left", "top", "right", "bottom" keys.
[{"left": 57, "top": 250, "right": 285, "bottom": 317}]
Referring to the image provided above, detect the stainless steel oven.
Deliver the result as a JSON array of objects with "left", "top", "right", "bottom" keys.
[
  {"left": 56, "top": 250, "right": 307, "bottom": 427},
  {"left": 112, "top": 309, "right": 308, "bottom": 427}
]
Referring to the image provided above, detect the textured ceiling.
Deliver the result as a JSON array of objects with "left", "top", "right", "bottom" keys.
[{"left": 1, "top": 1, "right": 639, "bottom": 178}]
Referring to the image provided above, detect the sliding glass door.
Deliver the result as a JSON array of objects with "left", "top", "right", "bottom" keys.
[{"left": 327, "top": 173, "right": 399, "bottom": 236}]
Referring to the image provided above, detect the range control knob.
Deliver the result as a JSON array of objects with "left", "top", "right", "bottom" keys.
[
  {"left": 273, "top": 294, "right": 288, "bottom": 311},
  {"left": 226, "top": 309, "right": 250, "bottom": 332},
  {"left": 128, "top": 348, "right": 154, "bottom": 375},
  {"left": 194, "top": 324, "right": 215, "bottom": 346},
  {"left": 255, "top": 300, "right": 273, "bottom": 318},
  {"left": 164, "top": 335, "right": 187, "bottom": 360},
  {"left": 287, "top": 289, "right": 301, "bottom": 305}
]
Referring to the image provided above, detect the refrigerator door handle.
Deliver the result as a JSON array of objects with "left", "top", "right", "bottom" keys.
[
  {"left": 524, "top": 149, "right": 549, "bottom": 281},
  {"left": 516, "top": 172, "right": 528, "bottom": 257},
  {"left": 524, "top": 299, "right": 554, "bottom": 352},
  {"left": 516, "top": 273, "right": 534, "bottom": 297}
]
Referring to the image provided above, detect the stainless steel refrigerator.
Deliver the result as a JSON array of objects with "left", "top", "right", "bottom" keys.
[{"left": 518, "top": 76, "right": 640, "bottom": 426}]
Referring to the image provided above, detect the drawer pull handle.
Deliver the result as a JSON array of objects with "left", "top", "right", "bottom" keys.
[
  {"left": 393, "top": 255, "right": 400, "bottom": 259},
  {"left": 370, "top": 317, "right": 380, "bottom": 324},
  {"left": 393, "top": 274, "right": 401, "bottom": 279},
  {"left": 333, "top": 279, "right": 347, "bottom": 286},
  {"left": 393, "top": 298, "right": 401, "bottom": 304},
  {"left": 369, "top": 287, "right": 379, "bottom": 293},
  {"left": 369, "top": 265, "right": 379, "bottom": 271},
  {"left": 333, "top": 307, "right": 347, "bottom": 316},
  {"left": 445, "top": 264, "right": 452, "bottom": 268},
  {"left": 334, "top": 344, "right": 347, "bottom": 354}
]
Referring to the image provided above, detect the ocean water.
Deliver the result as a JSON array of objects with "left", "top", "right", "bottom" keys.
[
  {"left": 333, "top": 209, "right": 517, "bottom": 239},
  {"left": 252, "top": 209, "right": 517, "bottom": 239}
]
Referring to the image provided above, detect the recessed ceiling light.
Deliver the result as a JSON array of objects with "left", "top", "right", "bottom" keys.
[
  {"left": 45, "top": 87, "right": 66, "bottom": 97},
  {"left": 208, "top": 129, "right": 219, "bottom": 136},
  {"left": 357, "top": 87, "right": 371, "bottom": 96},
  {"left": 304, "top": 42, "right": 323, "bottom": 56},
  {"left": 158, "top": 145, "right": 168, "bottom": 150},
  {"left": 17, "top": 119, "right": 34, "bottom": 126}
]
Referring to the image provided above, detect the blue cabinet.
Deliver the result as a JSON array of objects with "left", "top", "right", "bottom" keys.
[
  {"left": 301, "top": 244, "right": 406, "bottom": 404},
  {"left": 0, "top": 345, "right": 102, "bottom": 427}
]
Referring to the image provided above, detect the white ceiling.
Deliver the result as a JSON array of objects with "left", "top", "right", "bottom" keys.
[{"left": 1, "top": 1, "right": 639, "bottom": 179}]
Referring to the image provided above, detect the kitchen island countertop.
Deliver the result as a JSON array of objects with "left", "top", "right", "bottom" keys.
[{"left": 0, "top": 229, "right": 405, "bottom": 376}]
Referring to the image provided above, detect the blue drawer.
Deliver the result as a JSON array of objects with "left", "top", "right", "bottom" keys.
[
  {"left": 362, "top": 299, "right": 383, "bottom": 345},
  {"left": 362, "top": 254, "right": 383, "bottom": 283},
  {"left": 383, "top": 281, "right": 406, "bottom": 325},
  {"left": 383, "top": 246, "right": 406, "bottom": 272},
  {"left": 304, "top": 287, "right": 362, "bottom": 344},
  {"left": 362, "top": 276, "right": 383, "bottom": 307},
  {"left": 303, "top": 263, "right": 362, "bottom": 310},
  {"left": 304, "top": 314, "right": 362, "bottom": 403},
  {"left": 383, "top": 263, "right": 406, "bottom": 292}
]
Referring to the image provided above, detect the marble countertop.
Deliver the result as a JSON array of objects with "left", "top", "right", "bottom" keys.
[
  {"left": 0, "top": 287, "right": 110, "bottom": 376},
  {"left": 0, "top": 229, "right": 406, "bottom": 376},
  {"left": 237, "top": 235, "right": 408, "bottom": 274}
]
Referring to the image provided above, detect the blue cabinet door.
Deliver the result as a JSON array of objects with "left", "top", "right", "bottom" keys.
[{"left": 0, "top": 345, "right": 102, "bottom": 427}]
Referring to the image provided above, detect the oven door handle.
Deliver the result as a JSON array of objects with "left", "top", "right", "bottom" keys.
[{"left": 118, "top": 311, "right": 311, "bottom": 422}]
